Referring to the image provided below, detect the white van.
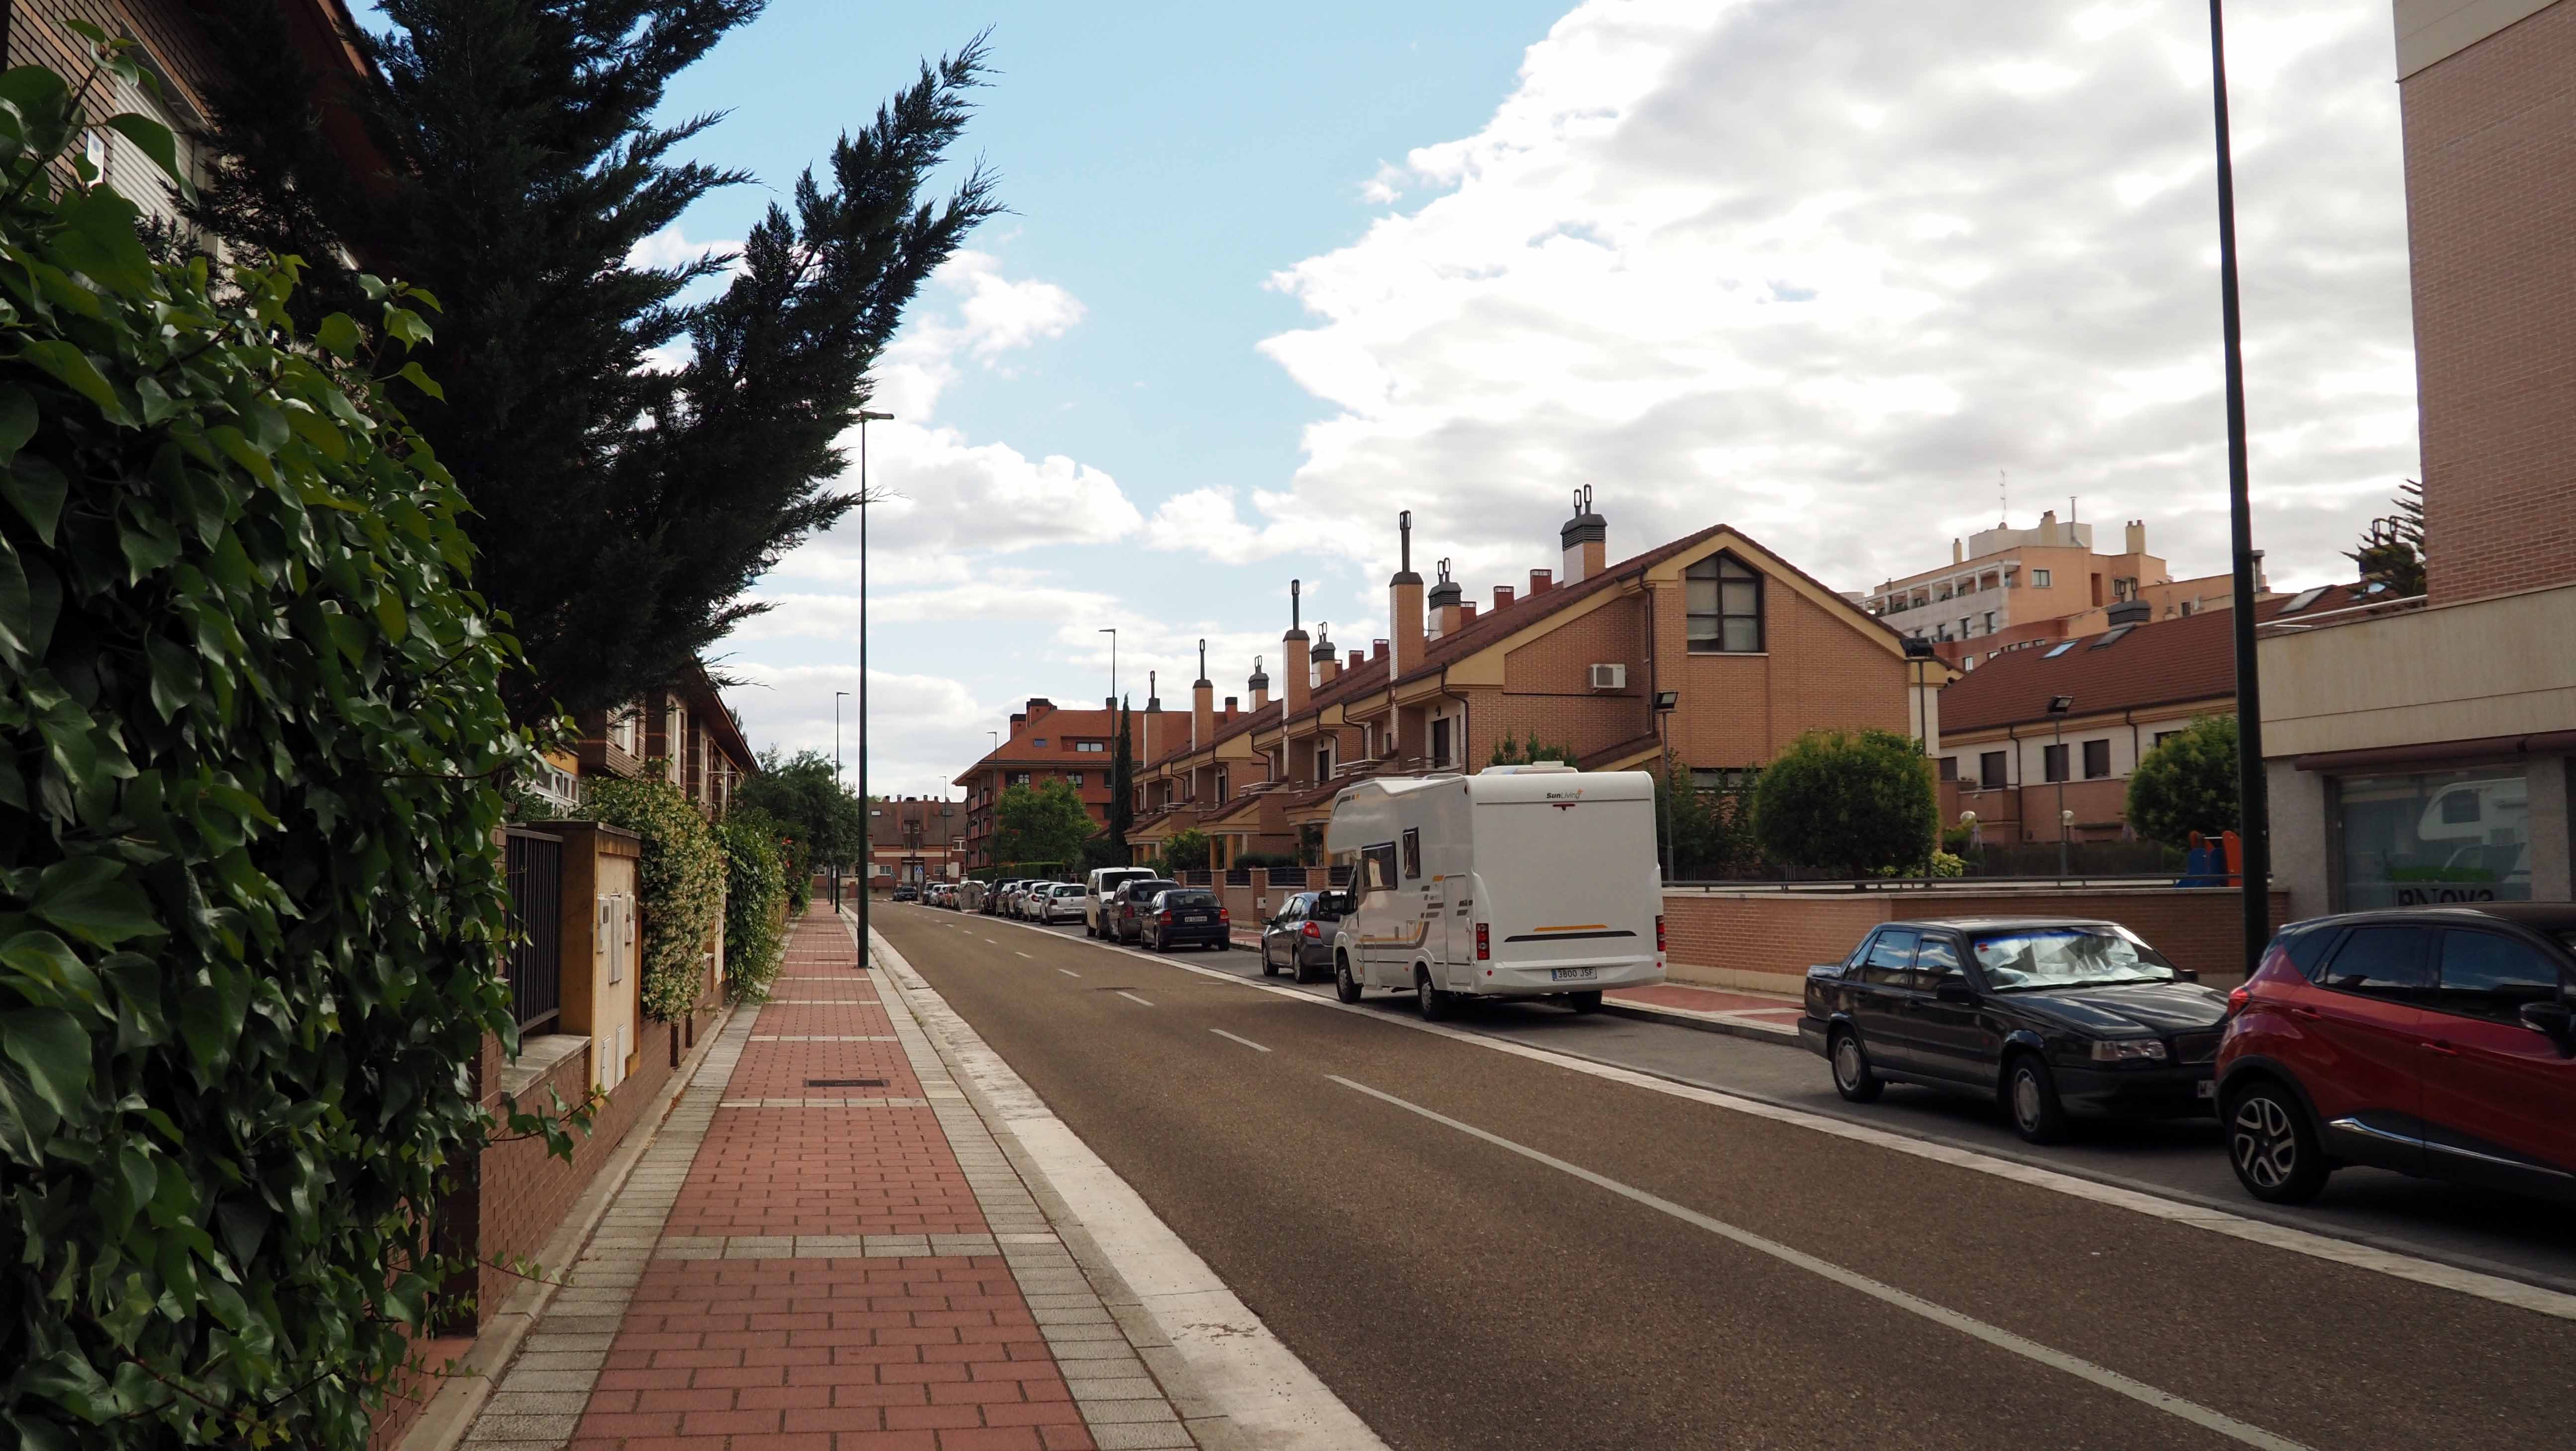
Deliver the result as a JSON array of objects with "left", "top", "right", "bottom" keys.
[
  {"left": 1084, "top": 866, "right": 1161, "bottom": 938},
  {"left": 1323, "top": 764, "right": 1663, "bottom": 1018}
]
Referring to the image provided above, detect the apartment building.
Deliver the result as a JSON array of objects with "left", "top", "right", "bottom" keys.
[
  {"left": 954, "top": 696, "right": 1187, "bottom": 871},
  {"left": 563, "top": 663, "right": 760, "bottom": 818},
  {"left": 1124, "top": 499, "right": 1922, "bottom": 868},
  {"left": 1942, "top": 587, "right": 2370, "bottom": 843},
  {"left": 868, "top": 795, "right": 967, "bottom": 891},
  {"left": 1862, "top": 513, "right": 2260, "bottom": 669},
  {"left": 2256, "top": 0, "right": 2576, "bottom": 916}
]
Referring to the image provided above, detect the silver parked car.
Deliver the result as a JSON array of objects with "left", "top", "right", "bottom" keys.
[{"left": 1040, "top": 883, "right": 1087, "bottom": 924}]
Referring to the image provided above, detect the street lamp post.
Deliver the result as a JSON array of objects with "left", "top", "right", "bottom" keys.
[
  {"left": 833, "top": 690, "right": 850, "bottom": 912},
  {"left": 855, "top": 409, "right": 892, "bottom": 968},
  {"left": 2047, "top": 695, "right": 2075, "bottom": 878},
  {"left": 2205, "top": 0, "right": 2271, "bottom": 970},
  {"left": 1652, "top": 690, "right": 1681, "bottom": 884},
  {"left": 1100, "top": 628, "right": 1117, "bottom": 709}
]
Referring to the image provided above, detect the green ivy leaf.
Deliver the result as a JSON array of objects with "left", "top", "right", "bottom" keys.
[
  {"left": 29, "top": 857, "right": 165, "bottom": 948},
  {"left": 16, "top": 340, "right": 133, "bottom": 424},
  {"left": 52, "top": 185, "right": 155, "bottom": 298},
  {"left": 316, "top": 313, "right": 363, "bottom": 360},
  {"left": 0, "top": 383, "right": 36, "bottom": 463},
  {"left": 0, "top": 1007, "right": 91, "bottom": 1119},
  {"left": 391, "top": 362, "right": 444, "bottom": 402},
  {"left": 103, "top": 112, "right": 193, "bottom": 199},
  {"left": 3, "top": 454, "right": 70, "bottom": 545}
]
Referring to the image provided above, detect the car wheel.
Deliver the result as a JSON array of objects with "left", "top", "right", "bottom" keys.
[
  {"left": 1150, "top": 930, "right": 1167, "bottom": 954},
  {"left": 2226, "top": 1080, "right": 2329, "bottom": 1205},
  {"left": 1335, "top": 956, "right": 1362, "bottom": 1004},
  {"left": 1415, "top": 969, "right": 1449, "bottom": 1022},
  {"left": 2006, "top": 1053, "right": 2070, "bottom": 1144},
  {"left": 1569, "top": 990, "right": 1604, "bottom": 1013},
  {"left": 1260, "top": 944, "right": 1279, "bottom": 976},
  {"left": 1830, "top": 1029, "right": 1884, "bottom": 1103}
]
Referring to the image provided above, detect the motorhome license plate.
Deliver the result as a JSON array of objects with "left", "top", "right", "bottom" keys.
[{"left": 1550, "top": 967, "right": 1596, "bottom": 982}]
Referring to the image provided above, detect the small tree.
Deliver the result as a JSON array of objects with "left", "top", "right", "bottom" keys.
[
  {"left": 2126, "top": 715, "right": 2240, "bottom": 847},
  {"left": 1751, "top": 729, "right": 1937, "bottom": 877},
  {"left": 2345, "top": 481, "right": 2425, "bottom": 598},
  {"left": 1107, "top": 697, "right": 1134, "bottom": 855},
  {"left": 734, "top": 748, "right": 865, "bottom": 875},
  {"left": 1158, "top": 828, "right": 1213, "bottom": 876},
  {"left": 993, "top": 778, "right": 1093, "bottom": 872},
  {"left": 1653, "top": 753, "right": 1761, "bottom": 880},
  {"left": 1490, "top": 730, "right": 1579, "bottom": 767},
  {"left": 716, "top": 810, "right": 790, "bottom": 1002}
]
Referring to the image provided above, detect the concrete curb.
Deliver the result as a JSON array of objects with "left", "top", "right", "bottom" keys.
[
  {"left": 1599, "top": 996, "right": 1805, "bottom": 1047},
  {"left": 394, "top": 1002, "right": 738, "bottom": 1451}
]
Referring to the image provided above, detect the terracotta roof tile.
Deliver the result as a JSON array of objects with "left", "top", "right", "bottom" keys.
[{"left": 1939, "top": 585, "right": 2370, "bottom": 733}]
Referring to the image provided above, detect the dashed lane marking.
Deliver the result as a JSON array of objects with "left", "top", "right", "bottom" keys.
[
  {"left": 1116, "top": 991, "right": 1155, "bottom": 1008},
  {"left": 1058, "top": 968, "right": 1081, "bottom": 978},
  {"left": 1209, "top": 1029, "right": 1271, "bottom": 1053},
  {"left": 1331, "top": 1074, "right": 2310, "bottom": 1451}
]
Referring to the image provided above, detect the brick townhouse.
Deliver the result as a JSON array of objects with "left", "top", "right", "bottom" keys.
[
  {"left": 1123, "top": 497, "right": 1924, "bottom": 868},
  {"left": 2256, "top": 0, "right": 2576, "bottom": 917},
  {"left": 1941, "top": 586, "right": 2371, "bottom": 844},
  {"left": 953, "top": 695, "right": 1187, "bottom": 871},
  {"left": 867, "top": 794, "right": 968, "bottom": 892}
]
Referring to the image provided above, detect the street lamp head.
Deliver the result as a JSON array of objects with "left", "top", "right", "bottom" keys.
[
  {"left": 2046, "top": 695, "right": 2076, "bottom": 714},
  {"left": 857, "top": 409, "right": 894, "bottom": 422},
  {"left": 1652, "top": 690, "right": 1681, "bottom": 712}
]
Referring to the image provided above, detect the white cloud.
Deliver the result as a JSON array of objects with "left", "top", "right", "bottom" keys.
[
  {"left": 1231, "top": 0, "right": 2415, "bottom": 594},
  {"left": 723, "top": 661, "right": 990, "bottom": 798}
]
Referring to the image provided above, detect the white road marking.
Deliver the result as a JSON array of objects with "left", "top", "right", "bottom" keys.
[
  {"left": 1058, "top": 968, "right": 1081, "bottom": 978},
  {"left": 871, "top": 932, "right": 1388, "bottom": 1451},
  {"left": 1208, "top": 1029, "right": 1271, "bottom": 1053},
  {"left": 1331, "top": 1075, "right": 2309, "bottom": 1451},
  {"left": 1015, "top": 951, "right": 1032, "bottom": 959},
  {"left": 953, "top": 910, "right": 2576, "bottom": 1322},
  {"left": 1116, "top": 991, "right": 1155, "bottom": 1008}
]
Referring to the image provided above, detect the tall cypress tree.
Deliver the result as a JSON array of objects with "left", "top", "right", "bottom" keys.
[
  {"left": 188, "top": 1, "right": 1000, "bottom": 718},
  {"left": 1108, "top": 696, "right": 1135, "bottom": 856}
]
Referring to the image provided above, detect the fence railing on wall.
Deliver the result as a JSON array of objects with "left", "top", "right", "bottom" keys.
[{"left": 502, "top": 827, "right": 564, "bottom": 1035}]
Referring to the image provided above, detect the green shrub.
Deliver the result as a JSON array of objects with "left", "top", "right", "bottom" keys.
[
  {"left": 717, "top": 811, "right": 788, "bottom": 1002},
  {"left": 1752, "top": 729, "right": 1938, "bottom": 877},
  {"left": 1156, "top": 827, "right": 1211, "bottom": 876},
  {"left": 2126, "top": 715, "right": 2238, "bottom": 847},
  {"left": 584, "top": 775, "right": 724, "bottom": 1020},
  {"left": 0, "top": 40, "right": 556, "bottom": 1447}
]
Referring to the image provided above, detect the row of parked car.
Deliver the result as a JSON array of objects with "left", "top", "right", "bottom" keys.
[
  {"left": 1796, "top": 902, "right": 2576, "bottom": 1209},
  {"left": 920, "top": 867, "right": 1238, "bottom": 953}
]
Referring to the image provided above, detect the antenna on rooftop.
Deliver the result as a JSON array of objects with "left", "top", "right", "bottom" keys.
[{"left": 1999, "top": 470, "right": 2008, "bottom": 526}]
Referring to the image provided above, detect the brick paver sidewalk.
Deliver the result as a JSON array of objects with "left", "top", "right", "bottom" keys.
[{"left": 453, "top": 909, "right": 1200, "bottom": 1451}]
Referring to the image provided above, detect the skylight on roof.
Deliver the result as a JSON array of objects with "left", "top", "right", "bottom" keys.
[
  {"left": 2279, "top": 586, "right": 2329, "bottom": 614},
  {"left": 2087, "top": 626, "right": 2134, "bottom": 650},
  {"left": 2043, "top": 641, "right": 2076, "bottom": 658}
]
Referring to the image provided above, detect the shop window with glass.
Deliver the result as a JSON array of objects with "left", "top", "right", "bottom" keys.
[
  {"left": 1686, "top": 555, "right": 1764, "bottom": 653},
  {"left": 2333, "top": 767, "right": 2531, "bottom": 910}
]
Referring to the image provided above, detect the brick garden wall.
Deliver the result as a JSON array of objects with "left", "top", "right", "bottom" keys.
[{"left": 1662, "top": 886, "right": 2293, "bottom": 989}]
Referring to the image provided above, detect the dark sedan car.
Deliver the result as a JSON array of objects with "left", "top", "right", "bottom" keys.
[
  {"left": 1140, "top": 888, "right": 1230, "bottom": 952},
  {"left": 1798, "top": 918, "right": 2228, "bottom": 1143},
  {"left": 1106, "top": 879, "right": 1183, "bottom": 945},
  {"left": 1259, "top": 890, "right": 1352, "bottom": 983}
]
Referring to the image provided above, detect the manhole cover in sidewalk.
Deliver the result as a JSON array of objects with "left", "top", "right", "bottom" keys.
[{"left": 804, "top": 1078, "right": 889, "bottom": 1088}]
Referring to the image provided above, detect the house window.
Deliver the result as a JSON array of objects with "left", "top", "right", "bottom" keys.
[
  {"left": 1009, "top": 772, "right": 1031, "bottom": 787},
  {"left": 1938, "top": 757, "right": 1958, "bottom": 781},
  {"left": 1979, "top": 751, "right": 2007, "bottom": 790},
  {"left": 1686, "top": 554, "right": 1764, "bottom": 653},
  {"left": 1068, "top": 773, "right": 1085, "bottom": 789},
  {"left": 1215, "top": 768, "right": 1229, "bottom": 802},
  {"left": 1431, "top": 717, "right": 1453, "bottom": 767},
  {"left": 2154, "top": 730, "right": 2181, "bottom": 748},
  {"left": 2032, "top": 568, "right": 2052, "bottom": 588},
  {"left": 1075, "top": 740, "right": 1106, "bottom": 753},
  {"left": 2082, "top": 740, "right": 2111, "bottom": 779},
  {"left": 2043, "top": 743, "right": 2069, "bottom": 783},
  {"left": 1983, "top": 612, "right": 1995, "bottom": 633},
  {"left": 1315, "top": 744, "right": 1333, "bottom": 778},
  {"left": 1032, "top": 737, "right": 1048, "bottom": 748}
]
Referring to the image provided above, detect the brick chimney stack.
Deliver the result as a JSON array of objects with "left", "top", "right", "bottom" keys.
[
  {"left": 1281, "top": 579, "right": 1310, "bottom": 717},
  {"left": 1191, "top": 639, "right": 1214, "bottom": 748},
  {"left": 1560, "top": 484, "right": 1606, "bottom": 585},
  {"left": 1494, "top": 584, "right": 1516, "bottom": 610},
  {"left": 1389, "top": 509, "right": 1425, "bottom": 678},
  {"left": 1312, "top": 622, "right": 1340, "bottom": 687},
  {"left": 1249, "top": 655, "right": 1271, "bottom": 713},
  {"left": 1427, "top": 556, "right": 1464, "bottom": 640},
  {"left": 1530, "top": 568, "right": 1553, "bottom": 597}
]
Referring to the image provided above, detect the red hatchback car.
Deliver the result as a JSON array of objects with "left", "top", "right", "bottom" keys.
[{"left": 2215, "top": 904, "right": 2576, "bottom": 1206}]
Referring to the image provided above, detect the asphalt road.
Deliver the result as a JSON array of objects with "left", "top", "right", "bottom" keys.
[{"left": 881, "top": 904, "right": 2576, "bottom": 1451}]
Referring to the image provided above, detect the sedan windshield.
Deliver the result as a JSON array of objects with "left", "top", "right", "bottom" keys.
[
  {"left": 1972, "top": 928, "right": 2176, "bottom": 990},
  {"left": 1160, "top": 890, "right": 1217, "bottom": 908}
]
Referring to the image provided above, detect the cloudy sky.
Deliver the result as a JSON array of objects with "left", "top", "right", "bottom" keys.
[{"left": 647, "top": 0, "right": 2418, "bottom": 796}]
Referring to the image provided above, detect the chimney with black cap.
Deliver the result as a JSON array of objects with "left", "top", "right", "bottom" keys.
[
  {"left": 1311, "top": 621, "right": 1340, "bottom": 687},
  {"left": 1192, "top": 638, "right": 1214, "bottom": 748},
  {"left": 1561, "top": 484, "right": 1607, "bottom": 585},
  {"left": 1249, "top": 654, "right": 1271, "bottom": 712},
  {"left": 1282, "top": 580, "right": 1310, "bottom": 717},
  {"left": 1428, "top": 557, "right": 1464, "bottom": 640},
  {"left": 1390, "top": 509, "right": 1425, "bottom": 678}
]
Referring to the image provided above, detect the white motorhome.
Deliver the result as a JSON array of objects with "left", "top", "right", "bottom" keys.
[
  {"left": 1083, "top": 866, "right": 1161, "bottom": 938},
  {"left": 1323, "top": 764, "right": 1663, "bottom": 1018}
]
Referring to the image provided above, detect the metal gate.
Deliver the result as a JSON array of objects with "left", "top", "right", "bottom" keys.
[{"left": 503, "top": 828, "right": 564, "bottom": 1034}]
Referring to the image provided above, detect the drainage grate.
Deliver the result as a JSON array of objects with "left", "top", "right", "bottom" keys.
[{"left": 804, "top": 1078, "right": 889, "bottom": 1088}]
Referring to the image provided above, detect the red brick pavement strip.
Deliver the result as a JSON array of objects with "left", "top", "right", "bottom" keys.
[{"left": 496, "top": 908, "right": 1157, "bottom": 1451}]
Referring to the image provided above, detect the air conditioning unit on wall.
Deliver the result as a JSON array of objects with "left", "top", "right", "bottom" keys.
[{"left": 1589, "top": 663, "right": 1627, "bottom": 691}]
